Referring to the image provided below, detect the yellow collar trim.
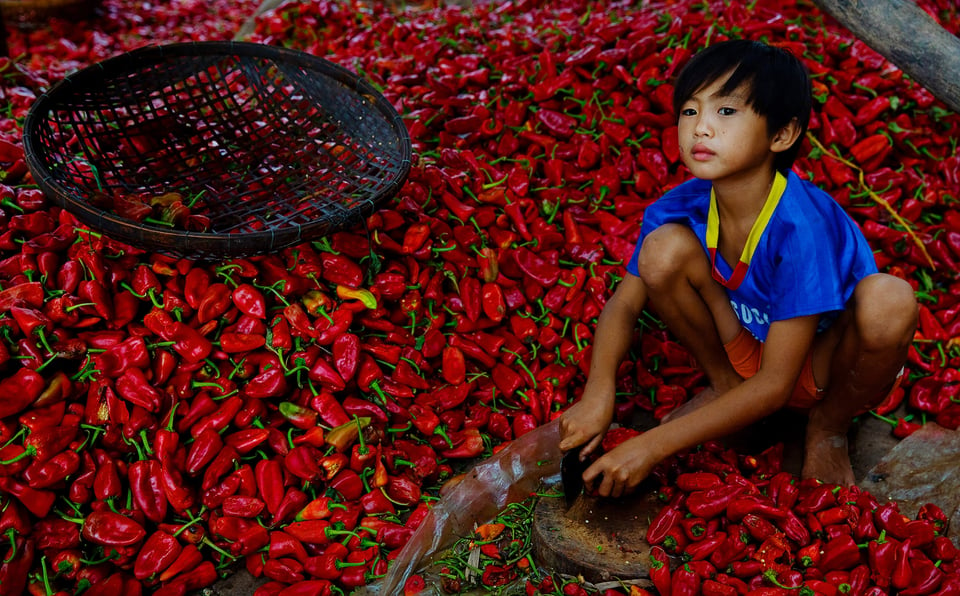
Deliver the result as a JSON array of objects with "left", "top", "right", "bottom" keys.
[{"left": 706, "top": 171, "right": 786, "bottom": 288}]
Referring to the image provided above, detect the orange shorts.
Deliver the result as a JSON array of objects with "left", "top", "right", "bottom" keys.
[{"left": 722, "top": 328, "right": 904, "bottom": 410}]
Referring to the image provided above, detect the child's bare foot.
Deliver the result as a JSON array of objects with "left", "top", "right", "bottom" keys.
[{"left": 802, "top": 425, "right": 856, "bottom": 486}]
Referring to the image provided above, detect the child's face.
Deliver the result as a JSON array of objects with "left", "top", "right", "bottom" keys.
[{"left": 676, "top": 74, "right": 777, "bottom": 183}]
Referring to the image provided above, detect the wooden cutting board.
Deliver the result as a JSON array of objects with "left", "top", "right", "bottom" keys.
[{"left": 532, "top": 485, "right": 664, "bottom": 583}]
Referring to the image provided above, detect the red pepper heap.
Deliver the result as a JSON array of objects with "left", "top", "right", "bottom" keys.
[
  {"left": 639, "top": 442, "right": 960, "bottom": 596},
  {"left": 431, "top": 438, "right": 960, "bottom": 596}
]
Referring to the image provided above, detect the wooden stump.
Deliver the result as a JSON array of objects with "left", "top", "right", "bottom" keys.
[{"left": 532, "top": 484, "right": 663, "bottom": 583}]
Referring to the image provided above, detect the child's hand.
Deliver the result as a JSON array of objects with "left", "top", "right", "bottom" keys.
[
  {"left": 557, "top": 390, "right": 614, "bottom": 458},
  {"left": 582, "top": 434, "right": 656, "bottom": 498}
]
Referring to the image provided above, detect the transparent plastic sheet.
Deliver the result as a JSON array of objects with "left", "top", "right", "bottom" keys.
[{"left": 354, "top": 418, "right": 563, "bottom": 596}]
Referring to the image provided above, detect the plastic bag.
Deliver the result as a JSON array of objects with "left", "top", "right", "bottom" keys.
[{"left": 354, "top": 418, "right": 563, "bottom": 595}]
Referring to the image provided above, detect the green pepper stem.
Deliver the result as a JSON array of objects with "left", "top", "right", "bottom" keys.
[
  {"left": 2, "top": 529, "right": 16, "bottom": 563},
  {"left": 201, "top": 536, "right": 237, "bottom": 561},
  {"left": 0, "top": 445, "right": 35, "bottom": 465}
]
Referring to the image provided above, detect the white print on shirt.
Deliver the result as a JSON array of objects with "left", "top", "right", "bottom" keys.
[{"left": 730, "top": 299, "right": 770, "bottom": 329}]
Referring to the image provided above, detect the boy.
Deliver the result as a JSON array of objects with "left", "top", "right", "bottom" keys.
[{"left": 558, "top": 39, "right": 917, "bottom": 493}]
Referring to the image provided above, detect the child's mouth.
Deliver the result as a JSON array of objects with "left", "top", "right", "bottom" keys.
[{"left": 691, "top": 144, "right": 715, "bottom": 160}]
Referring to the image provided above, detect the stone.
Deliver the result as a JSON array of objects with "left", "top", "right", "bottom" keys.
[{"left": 859, "top": 422, "right": 960, "bottom": 541}]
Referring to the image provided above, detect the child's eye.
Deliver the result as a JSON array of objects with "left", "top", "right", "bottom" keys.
[
  {"left": 680, "top": 108, "right": 698, "bottom": 116},
  {"left": 718, "top": 107, "right": 737, "bottom": 116}
]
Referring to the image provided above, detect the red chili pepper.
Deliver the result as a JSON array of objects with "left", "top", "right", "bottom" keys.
[
  {"left": 134, "top": 530, "right": 182, "bottom": 580},
  {"left": 931, "top": 535, "right": 959, "bottom": 562},
  {"left": 114, "top": 367, "right": 162, "bottom": 412},
  {"left": 195, "top": 282, "right": 233, "bottom": 323},
  {"left": 157, "top": 542, "right": 203, "bottom": 583},
  {"left": 853, "top": 96, "right": 891, "bottom": 126},
  {"left": 774, "top": 510, "right": 812, "bottom": 546},
  {"left": 120, "top": 460, "right": 167, "bottom": 523},
  {"left": 224, "top": 428, "right": 270, "bottom": 455},
  {"left": 218, "top": 332, "right": 265, "bottom": 353},
  {"left": 874, "top": 502, "right": 911, "bottom": 540},
  {"left": 0, "top": 369, "right": 45, "bottom": 418},
  {"left": 203, "top": 475, "right": 241, "bottom": 510},
  {"left": 672, "top": 563, "right": 701, "bottom": 596},
  {"left": 78, "top": 279, "right": 114, "bottom": 321},
  {"left": 675, "top": 472, "right": 723, "bottom": 492},
  {"left": 480, "top": 281, "right": 507, "bottom": 322},
  {"left": 284, "top": 519, "right": 336, "bottom": 545},
  {"left": 183, "top": 427, "right": 223, "bottom": 476},
  {"left": 0, "top": 536, "right": 35, "bottom": 596},
  {"left": 902, "top": 519, "right": 936, "bottom": 548},
  {"left": 796, "top": 483, "right": 838, "bottom": 514},
  {"left": 730, "top": 496, "right": 789, "bottom": 523},
  {"left": 265, "top": 530, "right": 308, "bottom": 565},
  {"left": 159, "top": 462, "right": 195, "bottom": 513},
  {"left": 6, "top": 422, "right": 78, "bottom": 468},
  {"left": 439, "top": 427, "right": 485, "bottom": 458},
  {"left": 232, "top": 283, "right": 266, "bottom": 318},
  {"left": 163, "top": 560, "right": 217, "bottom": 593},
  {"left": 22, "top": 448, "right": 79, "bottom": 489},
  {"left": 222, "top": 495, "right": 266, "bottom": 519},
  {"left": 308, "top": 355, "right": 347, "bottom": 392},
  {"left": 73, "top": 509, "right": 146, "bottom": 547},
  {"left": 819, "top": 533, "right": 862, "bottom": 573},
  {"left": 279, "top": 401, "right": 319, "bottom": 430},
  {"left": 269, "top": 487, "right": 309, "bottom": 527},
  {"left": 850, "top": 133, "right": 890, "bottom": 164},
  {"left": 684, "top": 531, "right": 727, "bottom": 561},
  {"left": 513, "top": 247, "right": 560, "bottom": 286},
  {"left": 202, "top": 445, "right": 240, "bottom": 492},
  {"left": 534, "top": 108, "right": 576, "bottom": 138},
  {"left": 702, "top": 579, "right": 738, "bottom": 596},
  {"left": 900, "top": 555, "right": 943, "bottom": 596},
  {"left": 92, "top": 455, "right": 122, "bottom": 501},
  {"left": 686, "top": 484, "right": 745, "bottom": 520},
  {"left": 647, "top": 493, "right": 684, "bottom": 545},
  {"left": 709, "top": 528, "right": 752, "bottom": 570},
  {"left": 282, "top": 302, "right": 317, "bottom": 339},
  {"left": 649, "top": 545, "right": 672, "bottom": 596},
  {"left": 892, "top": 537, "right": 914, "bottom": 590}
]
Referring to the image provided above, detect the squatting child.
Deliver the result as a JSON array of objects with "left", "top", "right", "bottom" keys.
[{"left": 558, "top": 39, "right": 918, "bottom": 493}]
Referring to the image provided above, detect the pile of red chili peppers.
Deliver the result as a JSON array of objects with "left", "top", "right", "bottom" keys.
[
  {"left": 422, "top": 440, "right": 959, "bottom": 596},
  {"left": 1, "top": 0, "right": 960, "bottom": 594}
]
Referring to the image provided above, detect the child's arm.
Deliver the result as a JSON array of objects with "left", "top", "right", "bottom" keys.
[
  {"left": 582, "top": 314, "right": 820, "bottom": 498},
  {"left": 558, "top": 272, "right": 647, "bottom": 457}
]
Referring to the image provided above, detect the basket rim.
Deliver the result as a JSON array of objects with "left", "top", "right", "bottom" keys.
[{"left": 22, "top": 40, "right": 413, "bottom": 257}]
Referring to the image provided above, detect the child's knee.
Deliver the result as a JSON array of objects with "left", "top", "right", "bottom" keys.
[
  {"left": 636, "top": 224, "right": 702, "bottom": 285},
  {"left": 854, "top": 273, "right": 917, "bottom": 348}
]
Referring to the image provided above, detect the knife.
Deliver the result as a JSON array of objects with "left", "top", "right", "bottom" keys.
[{"left": 560, "top": 445, "right": 588, "bottom": 507}]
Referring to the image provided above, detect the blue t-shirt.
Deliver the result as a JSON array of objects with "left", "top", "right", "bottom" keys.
[{"left": 626, "top": 171, "right": 877, "bottom": 342}]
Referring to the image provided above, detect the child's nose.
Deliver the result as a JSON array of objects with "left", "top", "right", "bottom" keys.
[{"left": 694, "top": 114, "right": 713, "bottom": 136}]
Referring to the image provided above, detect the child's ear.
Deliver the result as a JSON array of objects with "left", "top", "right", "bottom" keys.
[{"left": 770, "top": 117, "right": 802, "bottom": 154}]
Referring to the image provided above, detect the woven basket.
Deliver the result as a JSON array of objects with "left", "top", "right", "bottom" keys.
[
  {"left": 0, "top": 0, "right": 98, "bottom": 28},
  {"left": 23, "top": 41, "right": 412, "bottom": 260}
]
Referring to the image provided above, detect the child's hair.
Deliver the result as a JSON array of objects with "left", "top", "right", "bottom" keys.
[{"left": 672, "top": 39, "right": 812, "bottom": 172}]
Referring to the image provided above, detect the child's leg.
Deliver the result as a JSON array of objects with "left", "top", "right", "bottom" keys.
[
  {"left": 637, "top": 224, "right": 744, "bottom": 396},
  {"left": 804, "top": 273, "right": 917, "bottom": 485}
]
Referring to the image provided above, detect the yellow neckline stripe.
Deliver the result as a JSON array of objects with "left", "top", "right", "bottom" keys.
[{"left": 706, "top": 171, "right": 786, "bottom": 290}]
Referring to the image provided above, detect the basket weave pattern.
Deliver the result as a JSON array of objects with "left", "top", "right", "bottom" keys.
[{"left": 24, "top": 41, "right": 411, "bottom": 260}]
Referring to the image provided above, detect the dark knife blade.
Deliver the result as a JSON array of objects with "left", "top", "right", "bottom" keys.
[{"left": 560, "top": 446, "right": 587, "bottom": 507}]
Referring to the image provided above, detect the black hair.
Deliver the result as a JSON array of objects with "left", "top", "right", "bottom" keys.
[{"left": 672, "top": 39, "right": 812, "bottom": 172}]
